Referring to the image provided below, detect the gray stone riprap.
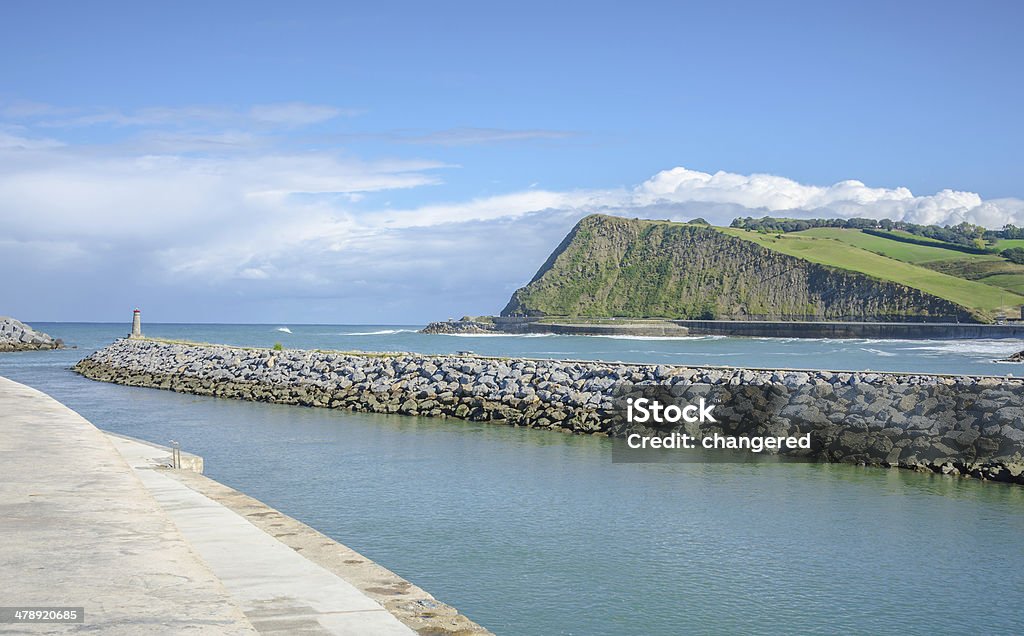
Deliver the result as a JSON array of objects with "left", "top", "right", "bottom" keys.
[
  {"left": 421, "top": 319, "right": 498, "bottom": 334},
  {"left": 0, "top": 316, "right": 61, "bottom": 351},
  {"left": 74, "top": 338, "right": 1024, "bottom": 484}
]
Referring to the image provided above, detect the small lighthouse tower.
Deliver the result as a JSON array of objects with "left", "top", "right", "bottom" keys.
[{"left": 129, "top": 308, "right": 143, "bottom": 339}]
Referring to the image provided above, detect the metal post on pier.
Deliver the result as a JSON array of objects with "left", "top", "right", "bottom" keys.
[{"left": 170, "top": 440, "right": 181, "bottom": 469}]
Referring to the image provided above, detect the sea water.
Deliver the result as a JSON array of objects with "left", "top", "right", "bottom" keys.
[{"left": 2, "top": 323, "right": 1023, "bottom": 635}]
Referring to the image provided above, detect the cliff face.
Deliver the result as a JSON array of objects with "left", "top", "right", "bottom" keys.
[{"left": 501, "top": 215, "right": 977, "bottom": 322}]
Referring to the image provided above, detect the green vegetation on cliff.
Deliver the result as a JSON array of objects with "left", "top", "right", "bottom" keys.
[
  {"left": 719, "top": 228, "right": 1024, "bottom": 318},
  {"left": 502, "top": 215, "right": 998, "bottom": 322},
  {"left": 763, "top": 228, "right": 1024, "bottom": 303}
]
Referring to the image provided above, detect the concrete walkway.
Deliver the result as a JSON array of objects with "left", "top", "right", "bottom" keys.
[
  {"left": 108, "top": 435, "right": 413, "bottom": 635},
  {"left": 0, "top": 376, "right": 413, "bottom": 635},
  {"left": 0, "top": 376, "right": 256, "bottom": 635}
]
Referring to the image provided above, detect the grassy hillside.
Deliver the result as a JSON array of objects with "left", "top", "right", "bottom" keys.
[
  {"left": 979, "top": 274, "right": 1024, "bottom": 295},
  {"left": 769, "top": 227, "right": 1024, "bottom": 303},
  {"left": 993, "top": 239, "right": 1024, "bottom": 251},
  {"left": 720, "top": 228, "right": 1024, "bottom": 319},
  {"left": 503, "top": 215, "right": 980, "bottom": 322},
  {"left": 878, "top": 229, "right": 962, "bottom": 247},
  {"left": 791, "top": 228, "right": 990, "bottom": 264}
]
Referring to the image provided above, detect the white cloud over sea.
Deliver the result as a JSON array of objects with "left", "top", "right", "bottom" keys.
[{"left": 3, "top": 100, "right": 1024, "bottom": 322}]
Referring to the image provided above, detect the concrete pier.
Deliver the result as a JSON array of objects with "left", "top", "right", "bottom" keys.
[
  {"left": 0, "top": 376, "right": 255, "bottom": 635},
  {"left": 0, "top": 376, "right": 488, "bottom": 634}
]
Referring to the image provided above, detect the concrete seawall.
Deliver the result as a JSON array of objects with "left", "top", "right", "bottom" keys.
[
  {"left": 105, "top": 431, "right": 205, "bottom": 473},
  {"left": 427, "top": 317, "right": 1024, "bottom": 339},
  {"left": 106, "top": 433, "right": 489, "bottom": 635},
  {"left": 74, "top": 338, "right": 1024, "bottom": 484},
  {"left": 675, "top": 319, "right": 1024, "bottom": 339},
  {"left": 495, "top": 319, "right": 690, "bottom": 337}
]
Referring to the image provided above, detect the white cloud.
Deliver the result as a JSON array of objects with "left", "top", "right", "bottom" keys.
[
  {"left": 237, "top": 267, "right": 270, "bottom": 280},
  {"left": 368, "top": 188, "right": 625, "bottom": 229},
  {"left": 0, "top": 100, "right": 72, "bottom": 118},
  {"left": 0, "top": 146, "right": 446, "bottom": 243},
  {"left": 404, "top": 127, "right": 577, "bottom": 146},
  {"left": 634, "top": 166, "right": 1020, "bottom": 227},
  {"left": 0, "top": 129, "right": 64, "bottom": 150},
  {"left": 5, "top": 101, "right": 354, "bottom": 129},
  {"left": 249, "top": 102, "right": 357, "bottom": 126}
]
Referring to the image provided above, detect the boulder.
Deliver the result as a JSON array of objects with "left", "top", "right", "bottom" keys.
[{"left": 0, "top": 317, "right": 62, "bottom": 352}]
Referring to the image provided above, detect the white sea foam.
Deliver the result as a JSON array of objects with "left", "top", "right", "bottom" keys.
[
  {"left": 590, "top": 334, "right": 727, "bottom": 341},
  {"left": 440, "top": 332, "right": 555, "bottom": 338},
  {"left": 901, "top": 340, "right": 1024, "bottom": 356},
  {"left": 860, "top": 347, "right": 897, "bottom": 357},
  {"left": 275, "top": 326, "right": 292, "bottom": 334},
  {"left": 817, "top": 338, "right": 916, "bottom": 345},
  {"left": 341, "top": 329, "right": 418, "bottom": 336}
]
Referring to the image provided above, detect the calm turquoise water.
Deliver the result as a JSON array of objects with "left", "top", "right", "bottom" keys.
[{"left": 3, "top": 323, "right": 1024, "bottom": 635}]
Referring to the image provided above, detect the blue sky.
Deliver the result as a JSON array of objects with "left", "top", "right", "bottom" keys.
[{"left": 2, "top": 1, "right": 1023, "bottom": 322}]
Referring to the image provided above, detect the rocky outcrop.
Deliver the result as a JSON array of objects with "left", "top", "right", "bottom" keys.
[
  {"left": 0, "top": 317, "right": 62, "bottom": 352},
  {"left": 422, "top": 317, "right": 693, "bottom": 337},
  {"left": 75, "top": 339, "right": 1024, "bottom": 484},
  {"left": 502, "top": 214, "right": 977, "bottom": 322},
  {"left": 421, "top": 320, "right": 498, "bottom": 334},
  {"left": 999, "top": 350, "right": 1024, "bottom": 362}
]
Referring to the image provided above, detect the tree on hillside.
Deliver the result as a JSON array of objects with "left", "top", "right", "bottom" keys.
[{"left": 1003, "top": 247, "right": 1024, "bottom": 264}]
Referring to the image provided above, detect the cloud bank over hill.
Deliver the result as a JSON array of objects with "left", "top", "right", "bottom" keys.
[
  {"left": 635, "top": 167, "right": 1024, "bottom": 228},
  {"left": 2, "top": 100, "right": 1023, "bottom": 322}
]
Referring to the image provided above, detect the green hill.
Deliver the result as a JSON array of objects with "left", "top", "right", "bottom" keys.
[
  {"left": 720, "top": 228, "right": 1024, "bottom": 319},
  {"left": 774, "top": 228, "right": 1024, "bottom": 301},
  {"left": 502, "top": 215, "right": 1024, "bottom": 323}
]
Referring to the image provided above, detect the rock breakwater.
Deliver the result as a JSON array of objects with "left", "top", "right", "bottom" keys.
[
  {"left": 421, "top": 319, "right": 497, "bottom": 334},
  {"left": 422, "top": 317, "right": 692, "bottom": 337},
  {"left": 74, "top": 339, "right": 1024, "bottom": 484},
  {"left": 0, "top": 317, "right": 62, "bottom": 352}
]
